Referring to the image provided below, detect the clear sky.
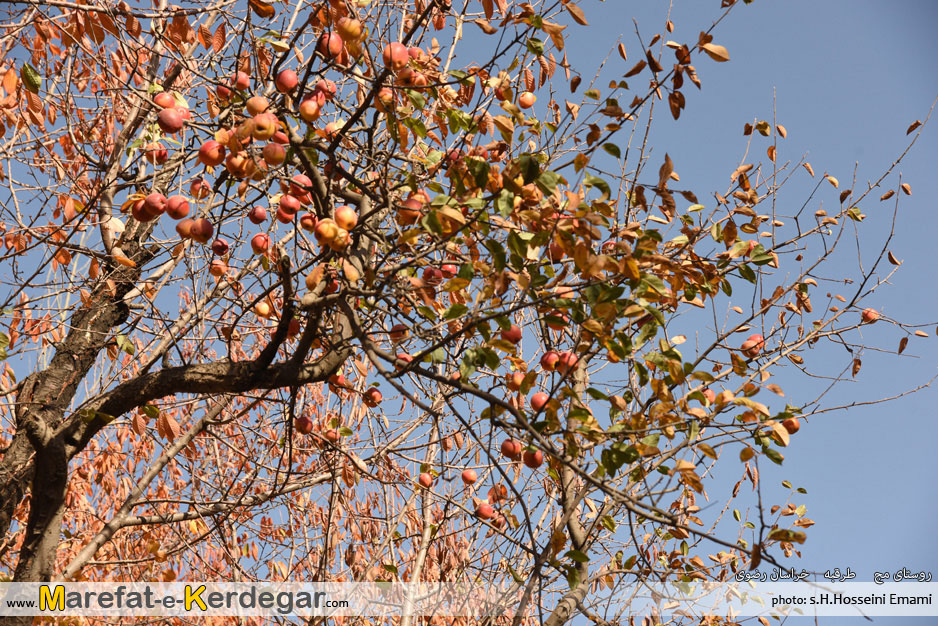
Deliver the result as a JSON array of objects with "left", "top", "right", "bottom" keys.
[{"left": 557, "top": 1, "right": 937, "bottom": 623}]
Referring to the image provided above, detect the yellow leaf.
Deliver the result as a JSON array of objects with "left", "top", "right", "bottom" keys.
[
  {"left": 803, "top": 162, "right": 814, "bottom": 177},
  {"left": 901, "top": 183, "right": 912, "bottom": 195},
  {"left": 739, "top": 447, "right": 755, "bottom": 462},
  {"left": 769, "top": 421, "right": 790, "bottom": 447},
  {"left": 825, "top": 175, "right": 839, "bottom": 188},
  {"left": 700, "top": 43, "right": 730, "bottom": 62}
]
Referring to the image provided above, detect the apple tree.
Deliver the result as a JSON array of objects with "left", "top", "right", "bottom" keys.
[{"left": 0, "top": 0, "right": 931, "bottom": 624}]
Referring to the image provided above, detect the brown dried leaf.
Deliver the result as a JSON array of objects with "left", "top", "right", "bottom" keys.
[
  {"left": 767, "top": 145, "right": 776, "bottom": 162},
  {"left": 212, "top": 23, "right": 225, "bottom": 53},
  {"left": 570, "top": 75, "right": 581, "bottom": 92},
  {"left": 565, "top": 2, "right": 588, "bottom": 26},
  {"left": 624, "top": 59, "right": 646, "bottom": 78},
  {"left": 803, "top": 162, "right": 814, "bottom": 177},
  {"left": 825, "top": 174, "right": 839, "bottom": 188},
  {"left": 900, "top": 182, "right": 911, "bottom": 195},
  {"left": 914, "top": 330, "right": 929, "bottom": 338},
  {"left": 524, "top": 68, "right": 535, "bottom": 92},
  {"left": 126, "top": 13, "right": 142, "bottom": 38},
  {"left": 906, "top": 120, "right": 921, "bottom": 135},
  {"left": 482, "top": 0, "right": 494, "bottom": 20},
  {"left": 898, "top": 337, "right": 908, "bottom": 354},
  {"left": 617, "top": 43, "right": 627, "bottom": 62},
  {"left": 473, "top": 19, "right": 497, "bottom": 34},
  {"left": 852, "top": 358, "right": 861, "bottom": 377},
  {"left": 197, "top": 24, "right": 211, "bottom": 48},
  {"left": 887, "top": 250, "right": 901, "bottom": 265},
  {"left": 776, "top": 124, "right": 787, "bottom": 138},
  {"left": 880, "top": 189, "right": 895, "bottom": 201},
  {"left": 700, "top": 42, "right": 730, "bottom": 62}
]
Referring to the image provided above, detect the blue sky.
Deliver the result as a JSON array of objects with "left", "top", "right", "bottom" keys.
[{"left": 555, "top": 0, "right": 937, "bottom": 622}]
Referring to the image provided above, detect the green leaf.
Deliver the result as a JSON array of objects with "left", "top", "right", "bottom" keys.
[
  {"left": 518, "top": 154, "right": 540, "bottom": 183},
  {"left": 602, "top": 143, "right": 621, "bottom": 158},
  {"left": 20, "top": 63, "right": 41, "bottom": 93},
  {"left": 584, "top": 173, "right": 611, "bottom": 199},
  {"left": 142, "top": 405, "right": 160, "bottom": 418},
  {"left": 566, "top": 550, "right": 590, "bottom": 563},
  {"left": 496, "top": 189, "right": 514, "bottom": 217},
  {"left": 536, "top": 170, "right": 561, "bottom": 194},
  {"left": 115, "top": 334, "right": 135, "bottom": 356},
  {"left": 444, "top": 303, "right": 468, "bottom": 320},
  {"left": 526, "top": 37, "right": 545, "bottom": 56},
  {"left": 584, "top": 89, "right": 600, "bottom": 100}
]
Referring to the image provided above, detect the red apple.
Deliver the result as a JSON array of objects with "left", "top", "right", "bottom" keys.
[
  {"left": 475, "top": 503, "right": 496, "bottom": 520},
  {"left": 334, "top": 205, "right": 358, "bottom": 230},
  {"left": 262, "top": 142, "right": 286, "bottom": 166},
  {"left": 230, "top": 71, "right": 250, "bottom": 90},
  {"left": 251, "top": 112, "right": 278, "bottom": 141},
  {"left": 328, "top": 228, "right": 350, "bottom": 252},
  {"left": 157, "top": 108, "right": 184, "bottom": 134},
  {"left": 861, "top": 308, "right": 880, "bottom": 324},
  {"left": 417, "top": 473, "right": 433, "bottom": 489},
  {"left": 500, "top": 324, "right": 522, "bottom": 344},
  {"left": 189, "top": 178, "right": 211, "bottom": 199},
  {"left": 251, "top": 233, "right": 270, "bottom": 255},
  {"left": 189, "top": 218, "right": 214, "bottom": 244},
  {"left": 165, "top": 195, "right": 190, "bottom": 220},
  {"left": 540, "top": 351, "right": 560, "bottom": 371},
  {"left": 198, "top": 140, "right": 226, "bottom": 167},
  {"left": 556, "top": 351, "right": 578, "bottom": 375},
  {"left": 143, "top": 142, "right": 168, "bottom": 165},
  {"left": 782, "top": 417, "right": 800, "bottom": 435},
  {"left": 422, "top": 266, "right": 444, "bottom": 286},
  {"left": 276, "top": 207, "right": 295, "bottom": 224},
  {"left": 275, "top": 69, "right": 298, "bottom": 93},
  {"left": 461, "top": 469, "right": 478, "bottom": 485},
  {"left": 299, "top": 97, "right": 321, "bottom": 122},
  {"left": 143, "top": 192, "right": 167, "bottom": 217},
  {"left": 153, "top": 91, "right": 175, "bottom": 109},
  {"left": 500, "top": 439, "right": 522, "bottom": 461},
  {"left": 518, "top": 91, "right": 536, "bottom": 109},
  {"left": 389, "top": 324, "right": 408, "bottom": 342},
  {"left": 175, "top": 219, "right": 194, "bottom": 238},
  {"left": 395, "top": 352, "right": 413, "bottom": 370},
  {"left": 289, "top": 174, "right": 313, "bottom": 199},
  {"left": 295, "top": 415, "right": 313, "bottom": 435},
  {"left": 247, "top": 206, "right": 267, "bottom": 224},
  {"left": 245, "top": 95, "right": 269, "bottom": 115},
  {"left": 374, "top": 87, "right": 394, "bottom": 113},
  {"left": 363, "top": 388, "right": 383, "bottom": 407},
  {"left": 211, "top": 238, "right": 229, "bottom": 256},
  {"left": 209, "top": 259, "right": 227, "bottom": 278},
  {"left": 279, "top": 194, "right": 301, "bottom": 215},
  {"left": 701, "top": 388, "right": 716, "bottom": 404},
  {"left": 506, "top": 371, "right": 525, "bottom": 391},
  {"left": 315, "top": 79, "right": 337, "bottom": 100},
  {"left": 317, "top": 32, "right": 344, "bottom": 60},
  {"left": 441, "top": 263, "right": 458, "bottom": 278},
  {"left": 522, "top": 449, "right": 543, "bottom": 469},
  {"left": 314, "top": 218, "right": 339, "bottom": 246},
  {"left": 530, "top": 392, "right": 549, "bottom": 412},
  {"left": 299, "top": 213, "right": 317, "bottom": 232},
  {"left": 741, "top": 334, "right": 765, "bottom": 358},
  {"left": 383, "top": 42, "right": 409, "bottom": 71}
]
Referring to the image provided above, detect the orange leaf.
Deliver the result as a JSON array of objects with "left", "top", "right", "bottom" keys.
[
  {"left": 212, "top": 23, "right": 225, "bottom": 53},
  {"left": 248, "top": 0, "right": 276, "bottom": 19}
]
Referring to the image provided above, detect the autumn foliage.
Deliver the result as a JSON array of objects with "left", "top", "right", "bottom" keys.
[{"left": 0, "top": 0, "right": 930, "bottom": 624}]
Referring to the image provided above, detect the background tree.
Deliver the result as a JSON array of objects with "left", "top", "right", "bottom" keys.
[{"left": 0, "top": 0, "right": 932, "bottom": 624}]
